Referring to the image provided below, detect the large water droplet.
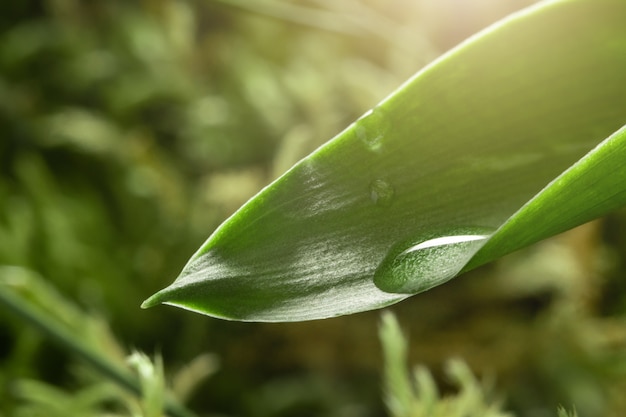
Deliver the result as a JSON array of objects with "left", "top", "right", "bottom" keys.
[
  {"left": 374, "top": 229, "right": 492, "bottom": 294},
  {"left": 369, "top": 179, "right": 394, "bottom": 206},
  {"left": 355, "top": 107, "right": 388, "bottom": 151}
]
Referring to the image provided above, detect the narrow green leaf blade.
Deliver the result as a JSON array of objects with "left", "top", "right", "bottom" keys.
[
  {"left": 467, "top": 124, "right": 626, "bottom": 270},
  {"left": 143, "top": 0, "right": 626, "bottom": 321}
]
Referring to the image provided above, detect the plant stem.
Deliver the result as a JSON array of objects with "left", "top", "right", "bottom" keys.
[{"left": 0, "top": 287, "right": 197, "bottom": 417}]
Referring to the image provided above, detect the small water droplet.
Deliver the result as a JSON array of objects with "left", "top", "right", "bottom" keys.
[
  {"left": 369, "top": 179, "right": 394, "bottom": 206},
  {"left": 355, "top": 107, "right": 388, "bottom": 151},
  {"left": 374, "top": 229, "right": 493, "bottom": 294}
]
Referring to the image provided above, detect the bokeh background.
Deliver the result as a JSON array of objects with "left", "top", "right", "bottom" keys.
[{"left": 2, "top": 0, "right": 626, "bottom": 416}]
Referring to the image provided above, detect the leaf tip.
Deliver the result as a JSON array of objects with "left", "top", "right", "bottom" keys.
[{"left": 141, "top": 291, "right": 165, "bottom": 309}]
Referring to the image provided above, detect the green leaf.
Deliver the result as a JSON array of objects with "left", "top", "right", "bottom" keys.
[
  {"left": 142, "top": 0, "right": 626, "bottom": 321},
  {"left": 467, "top": 124, "right": 626, "bottom": 270}
]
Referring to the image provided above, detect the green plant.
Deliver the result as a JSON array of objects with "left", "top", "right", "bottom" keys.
[
  {"left": 378, "top": 311, "right": 585, "bottom": 417},
  {"left": 379, "top": 312, "right": 511, "bottom": 417},
  {"left": 557, "top": 406, "right": 578, "bottom": 417},
  {"left": 0, "top": 266, "right": 214, "bottom": 417},
  {"left": 142, "top": 0, "right": 626, "bottom": 321},
  {"left": 3, "top": 1, "right": 626, "bottom": 416}
]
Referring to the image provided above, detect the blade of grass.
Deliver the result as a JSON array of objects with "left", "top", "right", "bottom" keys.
[
  {"left": 467, "top": 124, "right": 626, "bottom": 270},
  {"left": 0, "top": 269, "right": 197, "bottom": 417}
]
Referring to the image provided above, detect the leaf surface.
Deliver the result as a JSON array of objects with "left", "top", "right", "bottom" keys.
[{"left": 143, "top": 0, "right": 626, "bottom": 321}]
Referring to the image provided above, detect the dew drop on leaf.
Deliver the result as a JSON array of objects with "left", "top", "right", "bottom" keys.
[
  {"left": 374, "top": 229, "right": 493, "bottom": 294},
  {"left": 369, "top": 179, "right": 394, "bottom": 205},
  {"left": 355, "top": 107, "right": 388, "bottom": 151}
]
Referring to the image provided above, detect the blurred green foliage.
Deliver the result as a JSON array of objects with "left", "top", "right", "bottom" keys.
[
  {"left": 2, "top": 0, "right": 626, "bottom": 416},
  {"left": 379, "top": 312, "right": 514, "bottom": 417}
]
